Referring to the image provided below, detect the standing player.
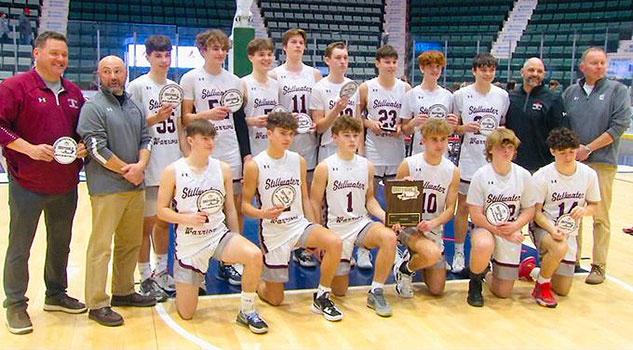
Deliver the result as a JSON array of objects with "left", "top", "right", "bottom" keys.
[
  {"left": 466, "top": 128, "right": 536, "bottom": 307},
  {"left": 310, "top": 41, "right": 362, "bottom": 163},
  {"left": 400, "top": 50, "right": 457, "bottom": 156},
  {"left": 242, "top": 38, "right": 278, "bottom": 157},
  {"left": 270, "top": 28, "right": 322, "bottom": 268},
  {"left": 519, "top": 128, "right": 599, "bottom": 307},
  {"left": 156, "top": 119, "right": 268, "bottom": 333},
  {"left": 241, "top": 112, "right": 344, "bottom": 321},
  {"left": 451, "top": 53, "right": 510, "bottom": 274},
  {"left": 127, "top": 35, "right": 181, "bottom": 301},
  {"left": 180, "top": 29, "right": 251, "bottom": 286},
  {"left": 392, "top": 119, "right": 459, "bottom": 298},
  {"left": 310, "top": 116, "right": 397, "bottom": 317}
]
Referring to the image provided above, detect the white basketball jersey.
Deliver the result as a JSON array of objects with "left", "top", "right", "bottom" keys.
[
  {"left": 254, "top": 150, "right": 308, "bottom": 251},
  {"left": 533, "top": 162, "right": 600, "bottom": 236},
  {"left": 180, "top": 67, "right": 243, "bottom": 179},
  {"left": 274, "top": 64, "right": 319, "bottom": 170},
  {"left": 324, "top": 154, "right": 370, "bottom": 238},
  {"left": 173, "top": 157, "right": 228, "bottom": 259},
  {"left": 467, "top": 163, "right": 536, "bottom": 222},
  {"left": 364, "top": 78, "right": 407, "bottom": 166},
  {"left": 400, "top": 85, "right": 454, "bottom": 155},
  {"left": 127, "top": 74, "right": 182, "bottom": 186},
  {"left": 453, "top": 84, "right": 509, "bottom": 181},
  {"left": 242, "top": 74, "right": 278, "bottom": 157},
  {"left": 310, "top": 76, "right": 360, "bottom": 162}
]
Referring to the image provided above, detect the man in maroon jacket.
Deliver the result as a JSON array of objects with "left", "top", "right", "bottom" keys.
[{"left": 0, "top": 31, "right": 87, "bottom": 335}]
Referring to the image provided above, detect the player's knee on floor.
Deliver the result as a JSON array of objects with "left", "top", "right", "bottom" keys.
[{"left": 176, "top": 304, "right": 196, "bottom": 320}]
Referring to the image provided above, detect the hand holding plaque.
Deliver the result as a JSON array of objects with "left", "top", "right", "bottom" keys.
[{"left": 385, "top": 180, "right": 424, "bottom": 227}]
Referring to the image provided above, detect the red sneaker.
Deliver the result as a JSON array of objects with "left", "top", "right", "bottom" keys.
[
  {"left": 518, "top": 256, "right": 536, "bottom": 282},
  {"left": 532, "top": 282, "right": 558, "bottom": 308},
  {"left": 623, "top": 227, "right": 633, "bottom": 235}
]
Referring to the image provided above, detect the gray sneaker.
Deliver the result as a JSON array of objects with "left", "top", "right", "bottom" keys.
[
  {"left": 140, "top": 278, "right": 169, "bottom": 303},
  {"left": 366, "top": 288, "right": 392, "bottom": 317},
  {"left": 5, "top": 308, "right": 33, "bottom": 335}
]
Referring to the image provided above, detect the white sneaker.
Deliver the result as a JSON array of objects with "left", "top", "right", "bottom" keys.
[
  {"left": 451, "top": 250, "right": 465, "bottom": 274},
  {"left": 153, "top": 269, "right": 176, "bottom": 292},
  {"left": 356, "top": 248, "right": 373, "bottom": 269},
  {"left": 393, "top": 253, "right": 414, "bottom": 298}
]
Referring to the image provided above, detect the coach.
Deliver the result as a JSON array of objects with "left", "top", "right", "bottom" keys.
[
  {"left": 506, "top": 57, "right": 569, "bottom": 172},
  {"left": 78, "top": 55, "right": 155, "bottom": 327},
  {"left": 563, "top": 47, "right": 632, "bottom": 285},
  {"left": 0, "top": 32, "right": 87, "bottom": 335}
]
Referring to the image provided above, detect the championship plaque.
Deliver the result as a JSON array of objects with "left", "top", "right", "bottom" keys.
[
  {"left": 339, "top": 81, "right": 359, "bottom": 99},
  {"left": 428, "top": 104, "right": 448, "bottom": 119},
  {"left": 296, "top": 113, "right": 313, "bottom": 134},
  {"left": 220, "top": 89, "right": 243, "bottom": 112},
  {"left": 53, "top": 137, "right": 78, "bottom": 164},
  {"left": 158, "top": 84, "right": 184, "bottom": 105},
  {"left": 272, "top": 185, "right": 296, "bottom": 209},
  {"left": 385, "top": 180, "right": 424, "bottom": 227},
  {"left": 555, "top": 214, "right": 577, "bottom": 236},
  {"left": 485, "top": 202, "right": 510, "bottom": 226},
  {"left": 270, "top": 104, "right": 289, "bottom": 114},
  {"left": 478, "top": 114, "right": 498, "bottom": 136},
  {"left": 197, "top": 189, "right": 225, "bottom": 215},
  {"left": 380, "top": 120, "right": 397, "bottom": 132}
]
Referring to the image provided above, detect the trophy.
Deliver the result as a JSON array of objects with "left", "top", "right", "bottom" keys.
[{"left": 385, "top": 180, "right": 425, "bottom": 227}]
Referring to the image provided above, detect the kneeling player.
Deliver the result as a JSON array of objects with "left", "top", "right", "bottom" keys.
[
  {"left": 156, "top": 119, "right": 268, "bottom": 334},
  {"left": 310, "top": 116, "right": 397, "bottom": 317},
  {"left": 519, "top": 128, "right": 599, "bottom": 307},
  {"left": 241, "top": 112, "right": 344, "bottom": 321},
  {"left": 466, "top": 128, "right": 536, "bottom": 307},
  {"left": 393, "top": 119, "right": 459, "bottom": 297}
]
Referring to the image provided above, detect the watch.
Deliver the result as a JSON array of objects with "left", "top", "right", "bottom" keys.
[{"left": 583, "top": 145, "right": 593, "bottom": 155}]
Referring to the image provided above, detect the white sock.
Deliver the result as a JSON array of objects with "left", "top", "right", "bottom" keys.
[
  {"left": 316, "top": 285, "right": 331, "bottom": 298},
  {"left": 138, "top": 262, "right": 152, "bottom": 281},
  {"left": 240, "top": 292, "right": 256, "bottom": 314},
  {"left": 537, "top": 274, "right": 551, "bottom": 284},
  {"left": 156, "top": 254, "right": 168, "bottom": 272},
  {"left": 530, "top": 267, "right": 541, "bottom": 282},
  {"left": 370, "top": 282, "right": 384, "bottom": 292},
  {"left": 455, "top": 243, "right": 464, "bottom": 254}
]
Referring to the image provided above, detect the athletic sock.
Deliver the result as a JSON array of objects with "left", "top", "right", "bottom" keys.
[
  {"left": 138, "top": 262, "right": 152, "bottom": 281},
  {"left": 370, "top": 282, "right": 384, "bottom": 293},
  {"left": 455, "top": 243, "right": 464, "bottom": 254},
  {"left": 399, "top": 260, "right": 413, "bottom": 276},
  {"left": 316, "top": 285, "right": 331, "bottom": 299},
  {"left": 537, "top": 274, "right": 551, "bottom": 285},
  {"left": 240, "top": 292, "right": 256, "bottom": 314},
  {"left": 156, "top": 254, "right": 168, "bottom": 272},
  {"left": 530, "top": 267, "right": 541, "bottom": 282}
]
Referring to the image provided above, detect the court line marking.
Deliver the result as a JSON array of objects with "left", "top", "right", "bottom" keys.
[{"left": 155, "top": 302, "right": 221, "bottom": 350}]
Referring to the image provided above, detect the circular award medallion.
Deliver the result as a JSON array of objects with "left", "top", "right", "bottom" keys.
[
  {"left": 339, "top": 81, "right": 359, "bottom": 99},
  {"left": 428, "top": 104, "right": 448, "bottom": 119},
  {"left": 53, "top": 137, "right": 78, "bottom": 164},
  {"left": 485, "top": 202, "right": 510, "bottom": 226},
  {"left": 296, "top": 113, "right": 313, "bottom": 134},
  {"left": 478, "top": 114, "right": 498, "bottom": 136},
  {"left": 555, "top": 214, "right": 577, "bottom": 236},
  {"left": 196, "top": 189, "right": 225, "bottom": 215},
  {"left": 220, "top": 89, "right": 243, "bottom": 113},
  {"left": 270, "top": 104, "right": 289, "bottom": 114},
  {"left": 158, "top": 84, "right": 184, "bottom": 105},
  {"left": 272, "top": 185, "right": 296, "bottom": 209}
]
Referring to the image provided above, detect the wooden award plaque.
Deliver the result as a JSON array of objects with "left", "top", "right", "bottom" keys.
[{"left": 385, "top": 180, "right": 424, "bottom": 227}]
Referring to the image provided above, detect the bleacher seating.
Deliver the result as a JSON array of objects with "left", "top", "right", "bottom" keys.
[
  {"left": 0, "top": 0, "right": 39, "bottom": 80},
  {"left": 259, "top": 0, "right": 384, "bottom": 82}
]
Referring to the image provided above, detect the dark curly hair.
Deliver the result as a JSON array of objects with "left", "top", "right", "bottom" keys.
[{"left": 546, "top": 127, "right": 580, "bottom": 151}]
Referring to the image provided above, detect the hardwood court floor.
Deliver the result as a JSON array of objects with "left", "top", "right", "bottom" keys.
[{"left": 2, "top": 173, "right": 633, "bottom": 349}]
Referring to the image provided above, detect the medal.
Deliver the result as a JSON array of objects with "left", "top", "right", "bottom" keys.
[{"left": 53, "top": 137, "right": 77, "bottom": 164}]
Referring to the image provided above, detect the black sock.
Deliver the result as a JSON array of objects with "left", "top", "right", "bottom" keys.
[{"left": 399, "top": 260, "right": 413, "bottom": 276}]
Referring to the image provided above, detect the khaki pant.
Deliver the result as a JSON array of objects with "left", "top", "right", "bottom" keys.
[
  {"left": 576, "top": 163, "right": 616, "bottom": 270},
  {"left": 85, "top": 191, "right": 145, "bottom": 309}
]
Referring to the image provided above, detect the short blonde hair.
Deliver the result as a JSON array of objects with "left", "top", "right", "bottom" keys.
[
  {"left": 484, "top": 128, "right": 520, "bottom": 162},
  {"left": 417, "top": 50, "right": 446, "bottom": 68},
  {"left": 195, "top": 29, "right": 230, "bottom": 51},
  {"left": 421, "top": 119, "right": 451, "bottom": 139}
]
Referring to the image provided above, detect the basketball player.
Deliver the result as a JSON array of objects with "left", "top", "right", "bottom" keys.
[
  {"left": 270, "top": 28, "right": 322, "bottom": 268},
  {"left": 242, "top": 38, "right": 278, "bottom": 157},
  {"left": 400, "top": 50, "right": 457, "bottom": 156},
  {"left": 127, "top": 35, "right": 181, "bottom": 301},
  {"left": 180, "top": 29, "right": 251, "bottom": 286},
  {"left": 156, "top": 119, "right": 268, "bottom": 334},
  {"left": 466, "top": 128, "right": 536, "bottom": 307},
  {"left": 393, "top": 119, "right": 459, "bottom": 297},
  {"left": 310, "top": 116, "right": 397, "bottom": 317},
  {"left": 519, "top": 128, "right": 599, "bottom": 307},
  {"left": 452, "top": 53, "right": 510, "bottom": 274},
  {"left": 242, "top": 111, "right": 344, "bottom": 321},
  {"left": 310, "top": 41, "right": 363, "bottom": 163}
]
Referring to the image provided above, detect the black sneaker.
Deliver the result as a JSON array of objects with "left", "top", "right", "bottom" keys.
[
  {"left": 293, "top": 249, "right": 317, "bottom": 267},
  {"left": 43, "top": 294, "right": 87, "bottom": 314},
  {"left": 5, "top": 308, "right": 33, "bottom": 335},
  {"left": 311, "top": 292, "right": 343, "bottom": 321},
  {"left": 140, "top": 278, "right": 169, "bottom": 303},
  {"left": 88, "top": 307, "right": 123, "bottom": 327},
  {"left": 236, "top": 310, "right": 269, "bottom": 334},
  {"left": 111, "top": 292, "right": 157, "bottom": 307},
  {"left": 217, "top": 263, "right": 242, "bottom": 286},
  {"left": 467, "top": 273, "right": 484, "bottom": 307}
]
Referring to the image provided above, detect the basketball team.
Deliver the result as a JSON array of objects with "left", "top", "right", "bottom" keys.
[{"left": 1, "top": 27, "right": 630, "bottom": 335}]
